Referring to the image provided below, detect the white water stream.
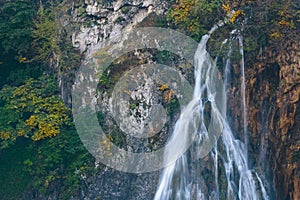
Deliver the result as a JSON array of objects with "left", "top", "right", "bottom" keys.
[{"left": 154, "top": 25, "right": 268, "bottom": 200}]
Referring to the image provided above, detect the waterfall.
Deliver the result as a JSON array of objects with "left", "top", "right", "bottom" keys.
[
  {"left": 238, "top": 34, "right": 248, "bottom": 164},
  {"left": 154, "top": 24, "right": 269, "bottom": 200},
  {"left": 154, "top": 34, "right": 211, "bottom": 200}
]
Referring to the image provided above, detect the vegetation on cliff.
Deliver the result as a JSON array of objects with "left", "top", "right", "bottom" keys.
[
  {"left": 0, "top": 1, "right": 92, "bottom": 199},
  {"left": 0, "top": 0, "right": 299, "bottom": 199}
]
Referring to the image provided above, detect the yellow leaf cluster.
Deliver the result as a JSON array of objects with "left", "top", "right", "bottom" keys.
[
  {"left": 102, "top": 138, "right": 111, "bottom": 151},
  {"left": 19, "top": 57, "right": 27, "bottom": 63},
  {"left": 0, "top": 131, "right": 10, "bottom": 140},
  {"left": 222, "top": 3, "right": 245, "bottom": 24},
  {"left": 270, "top": 32, "right": 283, "bottom": 38},
  {"left": 229, "top": 10, "right": 245, "bottom": 23},
  {"left": 0, "top": 76, "right": 71, "bottom": 149},
  {"left": 32, "top": 123, "right": 60, "bottom": 141},
  {"left": 17, "top": 130, "right": 25, "bottom": 136},
  {"left": 171, "top": 0, "right": 195, "bottom": 24},
  {"left": 26, "top": 115, "right": 37, "bottom": 127},
  {"left": 222, "top": 4, "right": 231, "bottom": 13},
  {"left": 24, "top": 106, "right": 69, "bottom": 141},
  {"left": 98, "top": 135, "right": 113, "bottom": 158},
  {"left": 278, "top": 19, "right": 290, "bottom": 26},
  {"left": 278, "top": 8, "right": 291, "bottom": 18},
  {"left": 159, "top": 84, "right": 169, "bottom": 91},
  {"left": 163, "top": 90, "right": 174, "bottom": 102}
]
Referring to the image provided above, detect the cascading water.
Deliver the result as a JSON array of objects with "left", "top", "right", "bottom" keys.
[
  {"left": 154, "top": 24, "right": 269, "bottom": 200},
  {"left": 238, "top": 34, "right": 248, "bottom": 163}
]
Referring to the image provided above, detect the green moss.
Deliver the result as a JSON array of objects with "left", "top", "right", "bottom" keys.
[
  {"left": 165, "top": 98, "right": 180, "bottom": 118},
  {"left": 77, "top": 7, "right": 86, "bottom": 17},
  {"left": 109, "top": 130, "right": 125, "bottom": 147},
  {"left": 115, "top": 17, "right": 125, "bottom": 24},
  {"left": 130, "top": 103, "right": 138, "bottom": 110}
]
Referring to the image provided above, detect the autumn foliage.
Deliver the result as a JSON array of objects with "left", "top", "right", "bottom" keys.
[{"left": 0, "top": 76, "right": 71, "bottom": 149}]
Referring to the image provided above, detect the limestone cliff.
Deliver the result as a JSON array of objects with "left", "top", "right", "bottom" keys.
[
  {"left": 53, "top": 0, "right": 299, "bottom": 199},
  {"left": 246, "top": 40, "right": 300, "bottom": 199},
  {"left": 225, "top": 35, "right": 299, "bottom": 200}
]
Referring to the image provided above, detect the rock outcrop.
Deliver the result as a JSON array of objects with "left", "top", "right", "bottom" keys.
[
  {"left": 246, "top": 40, "right": 300, "bottom": 199},
  {"left": 55, "top": 1, "right": 299, "bottom": 199},
  {"left": 59, "top": 1, "right": 171, "bottom": 199}
]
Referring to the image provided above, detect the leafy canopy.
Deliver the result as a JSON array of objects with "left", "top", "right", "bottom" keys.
[
  {"left": 0, "top": 75, "right": 71, "bottom": 149},
  {"left": 32, "top": 6, "right": 60, "bottom": 65},
  {"left": 0, "top": 0, "right": 36, "bottom": 55},
  {"left": 167, "top": 0, "right": 225, "bottom": 40}
]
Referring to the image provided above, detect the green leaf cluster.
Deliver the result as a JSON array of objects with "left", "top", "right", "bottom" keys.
[
  {"left": 24, "top": 128, "right": 94, "bottom": 198},
  {"left": 0, "top": 0, "right": 36, "bottom": 54},
  {"left": 167, "top": 0, "right": 224, "bottom": 40},
  {"left": 31, "top": 6, "right": 60, "bottom": 64},
  {"left": 0, "top": 75, "right": 71, "bottom": 149},
  {"left": 0, "top": 0, "right": 91, "bottom": 198}
]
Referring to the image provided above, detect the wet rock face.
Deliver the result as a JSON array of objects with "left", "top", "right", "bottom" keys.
[
  {"left": 273, "top": 42, "right": 300, "bottom": 200},
  {"left": 245, "top": 41, "right": 300, "bottom": 199},
  {"left": 222, "top": 32, "right": 299, "bottom": 199}
]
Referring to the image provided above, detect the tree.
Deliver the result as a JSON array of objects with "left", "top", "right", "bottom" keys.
[
  {"left": 0, "top": 0, "right": 40, "bottom": 87},
  {"left": 167, "top": 0, "right": 225, "bottom": 40},
  {"left": 0, "top": 0, "right": 36, "bottom": 55},
  {"left": 31, "top": 5, "right": 60, "bottom": 66},
  {"left": 0, "top": 75, "right": 71, "bottom": 149}
]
